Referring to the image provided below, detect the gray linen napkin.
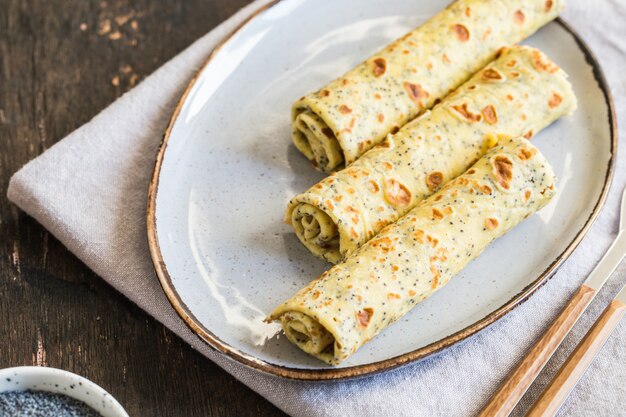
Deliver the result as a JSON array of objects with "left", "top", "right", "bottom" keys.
[{"left": 7, "top": 0, "right": 626, "bottom": 415}]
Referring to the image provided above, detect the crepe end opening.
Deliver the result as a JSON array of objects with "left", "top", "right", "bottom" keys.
[
  {"left": 291, "top": 202, "right": 342, "bottom": 263},
  {"left": 292, "top": 109, "right": 344, "bottom": 172},
  {"left": 278, "top": 311, "right": 338, "bottom": 364}
]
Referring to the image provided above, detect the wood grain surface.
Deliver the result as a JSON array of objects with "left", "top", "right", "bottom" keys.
[{"left": 0, "top": 0, "right": 286, "bottom": 416}]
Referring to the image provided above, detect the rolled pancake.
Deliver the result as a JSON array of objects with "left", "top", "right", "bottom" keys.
[
  {"left": 288, "top": 46, "right": 575, "bottom": 263},
  {"left": 271, "top": 136, "right": 557, "bottom": 364},
  {"left": 292, "top": 0, "right": 564, "bottom": 172}
]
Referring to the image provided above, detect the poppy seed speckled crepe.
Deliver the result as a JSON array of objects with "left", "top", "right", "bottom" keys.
[
  {"left": 288, "top": 46, "right": 576, "bottom": 264},
  {"left": 271, "top": 135, "right": 557, "bottom": 365},
  {"left": 291, "top": 0, "right": 564, "bottom": 172}
]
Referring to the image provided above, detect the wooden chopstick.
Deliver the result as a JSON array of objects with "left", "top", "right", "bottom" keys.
[
  {"left": 526, "top": 298, "right": 626, "bottom": 417},
  {"left": 477, "top": 285, "right": 596, "bottom": 417}
]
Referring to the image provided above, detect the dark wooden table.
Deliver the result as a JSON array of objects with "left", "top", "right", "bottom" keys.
[{"left": 0, "top": 0, "right": 287, "bottom": 415}]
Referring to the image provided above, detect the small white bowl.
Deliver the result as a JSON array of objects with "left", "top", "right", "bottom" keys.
[{"left": 0, "top": 366, "right": 129, "bottom": 417}]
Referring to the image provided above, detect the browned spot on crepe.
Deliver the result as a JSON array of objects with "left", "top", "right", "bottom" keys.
[
  {"left": 548, "top": 92, "right": 563, "bottom": 108},
  {"left": 368, "top": 180, "right": 380, "bottom": 193},
  {"left": 482, "top": 68, "right": 503, "bottom": 81},
  {"left": 426, "top": 172, "right": 444, "bottom": 191},
  {"left": 429, "top": 248, "right": 447, "bottom": 288},
  {"left": 524, "top": 190, "right": 532, "bottom": 201},
  {"left": 429, "top": 264, "right": 440, "bottom": 288},
  {"left": 532, "top": 50, "right": 558, "bottom": 73},
  {"left": 482, "top": 105, "right": 498, "bottom": 125},
  {"left": 357, "top": 308, "right": 374, "bottom": 328},
  {"left": 377, "top": 138, "right": 393, "bottom": 149},
  {"left": 518, "top": 147, "right": 538, "bottom": 160},
  {"left": 432, "top": 208, "right": 444, "bottom": 221},
  {"left": 372, "top": 58, "right": 387, "bottom": 77},
  {"left": 403, "top": 82, "right": 429, "bottom": 105},
  {"left": 452, "top": 103, "right": 482, "bottom": 122},
  {"left": 384, "top": 179, "right": 412, "bottom": 207},
  {"left": 452, "top": 24, "right": 470, "bottom": 41},
  {"left": 545, "top": 0, "right": 553, "bottom": 11},
  {"left": 339, "top": 104, "right": 352, "bottom": 114},
  {"left": 485, "top": 218, "right": 500, "bottom": 230},
  {"left": 478, "top": 184, "right": 493, "bottom": 194},
  {"left": 414, "top": 229, "right": 425, "bottom": 243},
  {"left": 493, "top": 155, "right": 514, "bottom": 189},
  {"left": 371, "top": 236, "right": 394, "bottom": 253}
]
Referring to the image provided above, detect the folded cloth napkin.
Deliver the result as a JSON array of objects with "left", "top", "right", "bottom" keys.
[{"left": 7, "top": 0, "right": 626, "bottom": 415}]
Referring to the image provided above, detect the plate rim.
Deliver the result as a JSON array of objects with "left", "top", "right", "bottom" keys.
[{"left": 146, "top": 0, "right": 618, "bottom": 381}]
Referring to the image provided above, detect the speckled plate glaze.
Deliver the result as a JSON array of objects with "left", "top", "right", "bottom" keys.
[{"left": 147, "top": 0, "right": 616, "bottom": 380}]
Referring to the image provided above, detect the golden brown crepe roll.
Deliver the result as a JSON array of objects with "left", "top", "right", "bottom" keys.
[
  {"left": 292, "top": 0, "right": 564, "bottom": 171},
  {"left": 288, "top": 46, "right": 575, "bottom": 263},
  {"left": 271, "top": 135, "right": 557, "bottom": 364}
]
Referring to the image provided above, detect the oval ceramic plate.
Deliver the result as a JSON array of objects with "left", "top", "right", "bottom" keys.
[{"left": 148, "top": 0, "right": 616, "bottom": 380}]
